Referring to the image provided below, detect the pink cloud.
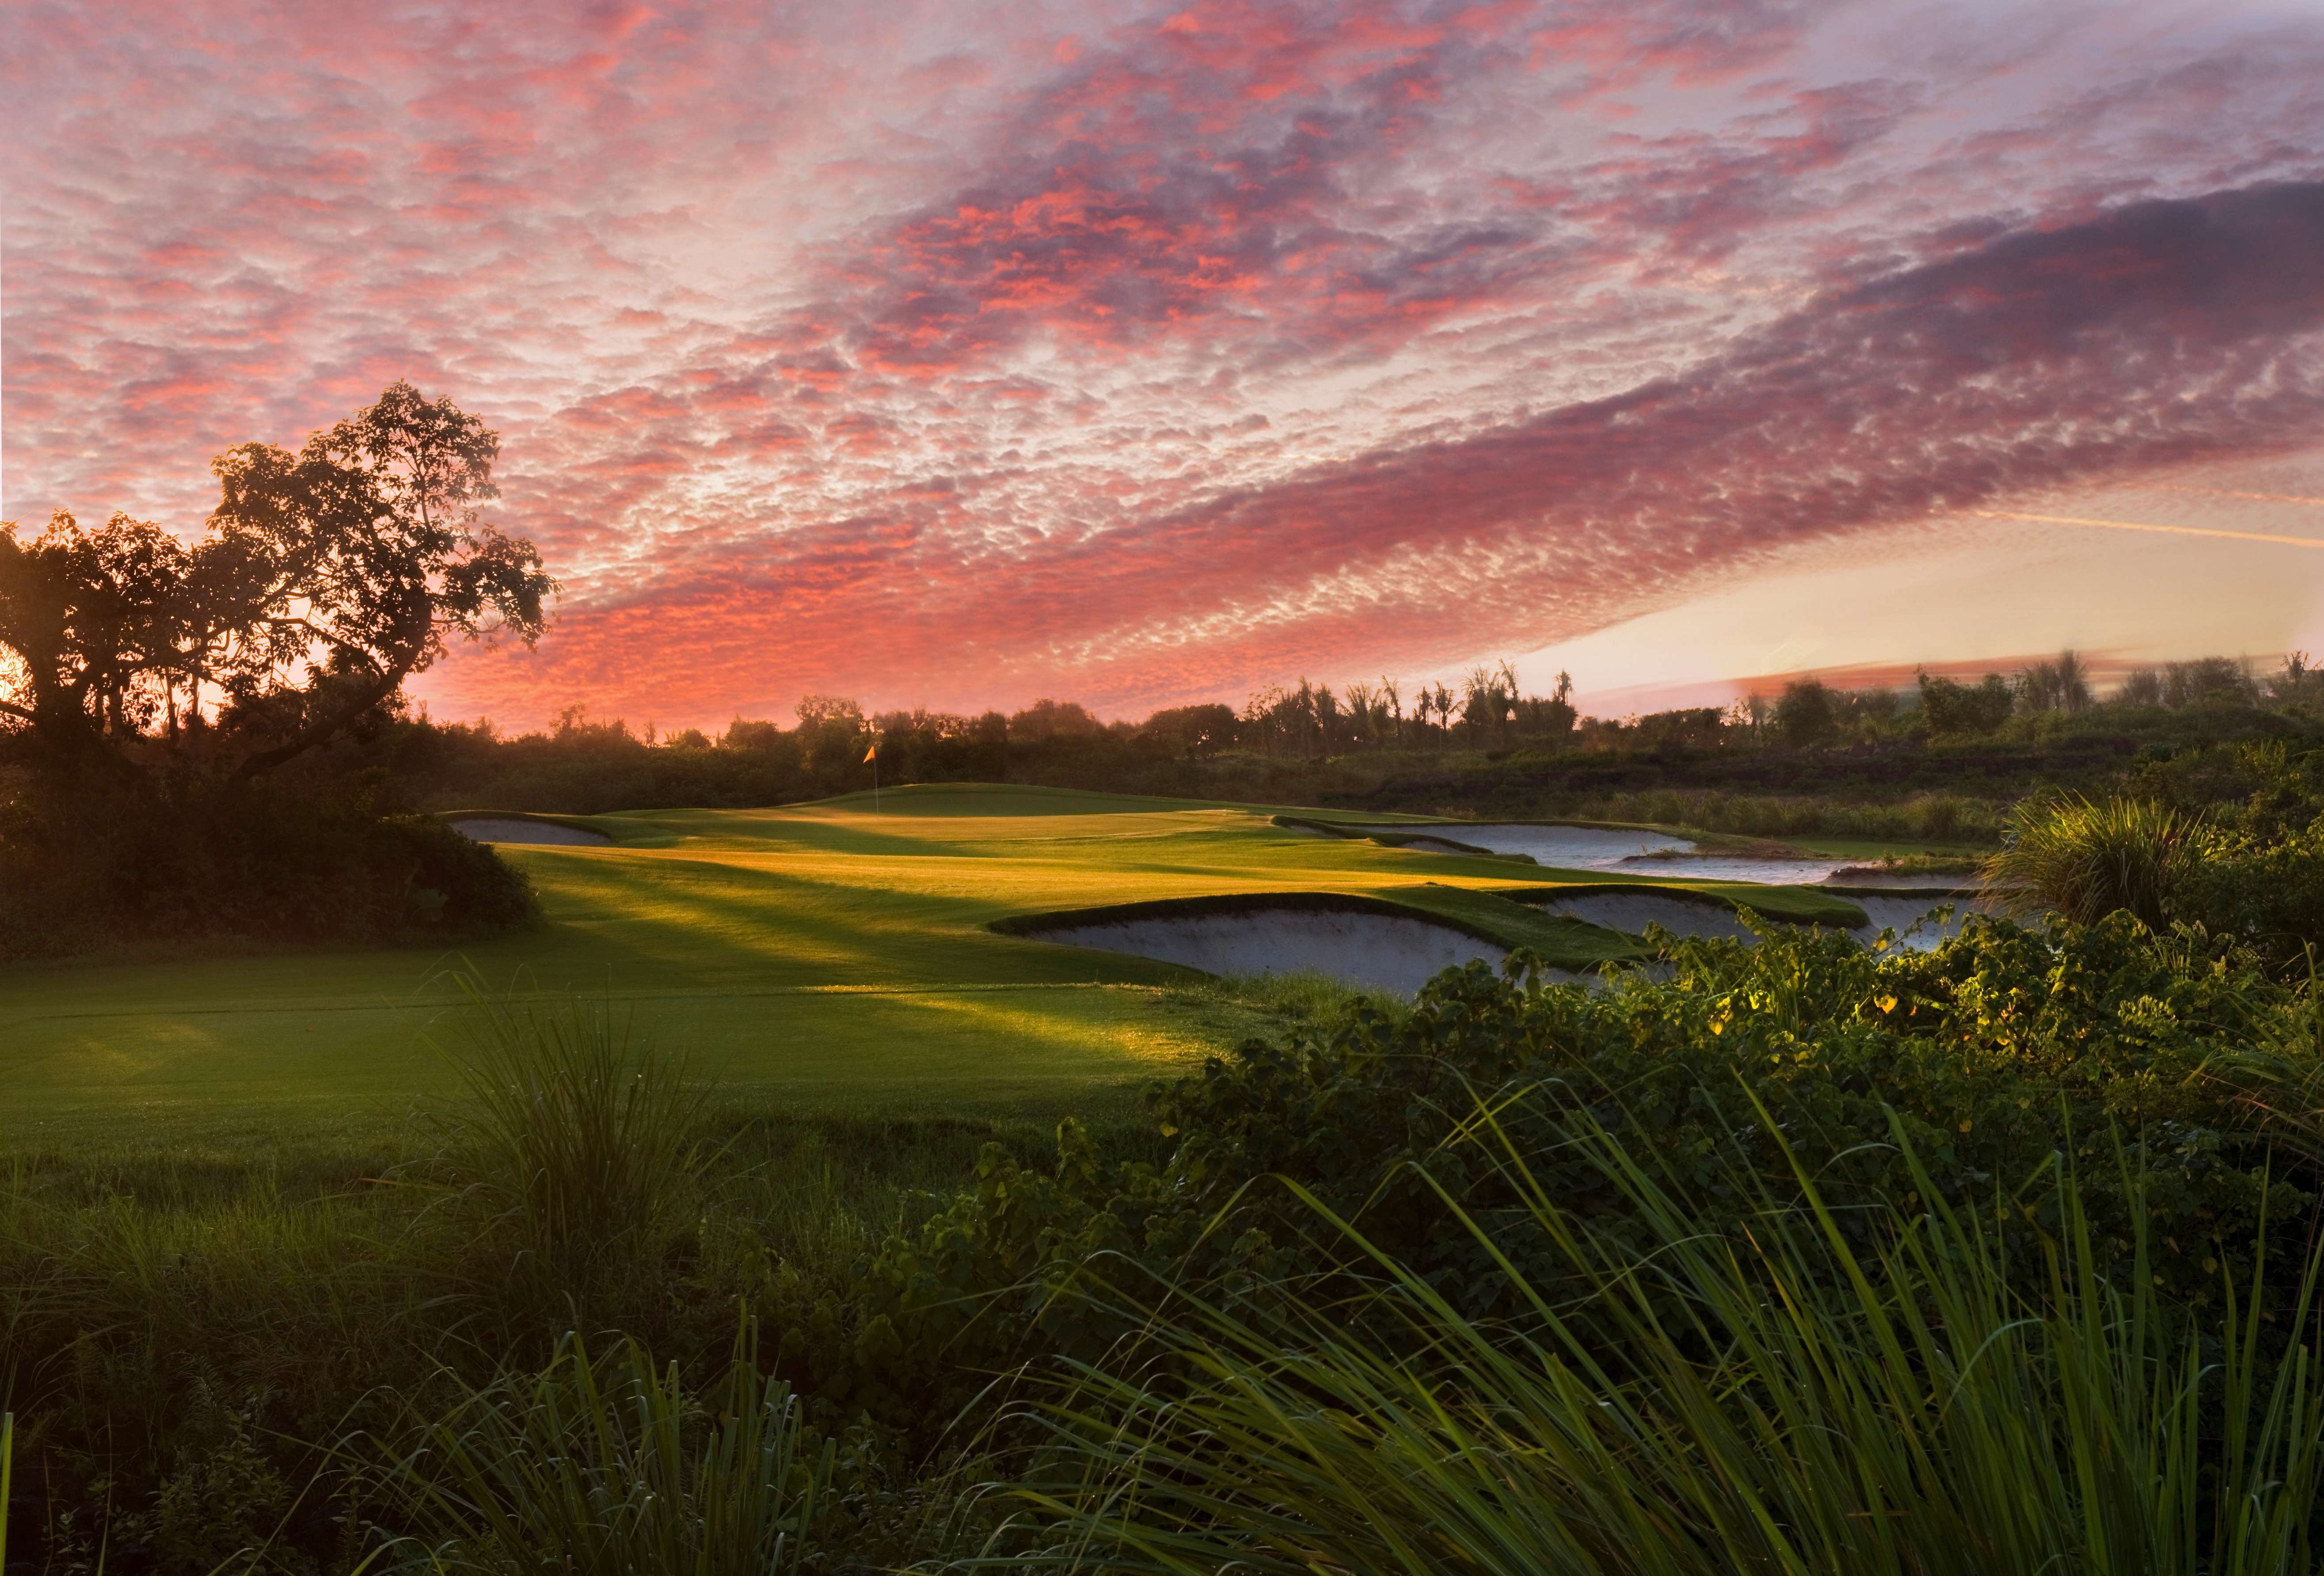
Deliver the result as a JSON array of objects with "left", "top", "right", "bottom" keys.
[{"left": 7, "top": 0, "right": 2324, "bottom": 730}]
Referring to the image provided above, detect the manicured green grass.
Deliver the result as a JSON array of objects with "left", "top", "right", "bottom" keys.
[{"left": 1, "top": 784, "right": 1863, "bottom": 1139}]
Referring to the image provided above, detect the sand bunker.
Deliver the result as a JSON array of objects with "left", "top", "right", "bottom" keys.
[
  {"left": 1033, "top": 908, "right": 1510, "bottom": 996},
  {"left": 1847, "top": 894, "right": 1994, "bottom": 951},
  {"left": 447, "top": 816, "right": 610, "bottom": 847},
  {"left": 1339, "top": 822, "right": 1866, "bottom": 884},
  {"left": 1827, "top": 868, "right": 1981, "bottom": 889}
]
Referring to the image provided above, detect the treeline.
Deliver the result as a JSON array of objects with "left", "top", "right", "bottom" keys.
[
  {"left": 333, "top": 649, "right": 2322, "bottom": 818},
  {"left": 13, "top": 646, "right": 2305, "bottom": 878},
  {"left": 340, "top": 664, "right": 1584, "bottom": 814}
]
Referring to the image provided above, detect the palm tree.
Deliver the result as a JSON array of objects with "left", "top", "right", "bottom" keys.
[{"left": 2054, "top": 649, "right": 2091, "bottom": 713}]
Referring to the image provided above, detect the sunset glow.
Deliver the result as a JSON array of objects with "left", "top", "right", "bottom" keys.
[{"left": 8, "top": 0, "right": 2323, "bottom": 728}]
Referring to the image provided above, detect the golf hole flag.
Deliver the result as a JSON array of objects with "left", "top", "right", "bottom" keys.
[{"left": 863, "top": 743, "right": 876, "bottom": 763}]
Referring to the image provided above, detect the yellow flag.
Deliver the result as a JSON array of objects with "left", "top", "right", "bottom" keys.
[{"left": 863, "top": 743, "right": 877, "bottom": 763}]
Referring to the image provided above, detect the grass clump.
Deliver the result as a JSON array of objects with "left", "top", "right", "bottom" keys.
[
  {"left": 1198, "top": 968, "right": 1409, "bottom": 1029},
  {"left": 994, "top": 1111, "right": 2324, "bottom": 1576},
  {"left": 361, "top": 1323, "right": 831, "bottom": 1575},
  {"left": 429, "top": 980, "right": 709, "bottom": 1288},
  {"left": 1985, "top": 793, "right": 2206, "bottom": 927}
]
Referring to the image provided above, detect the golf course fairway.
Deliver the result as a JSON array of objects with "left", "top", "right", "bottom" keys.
[{"left": 1, "top": 784, "right": 1866, "bottom": 1141}]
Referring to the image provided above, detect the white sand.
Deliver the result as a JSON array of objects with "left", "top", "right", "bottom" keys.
[
  {"left": 1034, "top": 908, "right": 1511, "bottom": 995},
  {"left": 1344, "top": 822, "right": 1863, "bottom": 884},
  {"left": 447, "top": 816, "right": 610, "bottom": 846},
  {"left": 1024, "top": 888, "right": 1995, "bottom": 998}
]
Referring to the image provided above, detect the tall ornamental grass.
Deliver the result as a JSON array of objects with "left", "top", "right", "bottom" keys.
[
  {"left": 364, "top": 1322, "right": 831, "bottom": 1575},
  {"left": 993, "top": 1102, "right": 2324, "bottom": 1576},
  {"left": 1984, "top": 794, "right": 2206, "bottom": 928},
  {"left": 433, "top": 979, "right": 707, "bottom": 1276}
]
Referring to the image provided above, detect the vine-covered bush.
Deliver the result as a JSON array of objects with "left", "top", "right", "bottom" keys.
[{"left": 783, "top": 916, "right": 2319, "bottom": 1435}]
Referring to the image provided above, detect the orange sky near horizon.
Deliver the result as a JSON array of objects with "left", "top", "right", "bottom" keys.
[{"left": 6, "top": 0, "right": 2322, "bottom": 732}]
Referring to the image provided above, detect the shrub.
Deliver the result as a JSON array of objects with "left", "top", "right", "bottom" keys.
[
  {"left": 1984, "top": 794, "right": 2205, "bottom": 927},
  {"left": 0, "top": 775, "right": 534, "bottom": 959},
  {"left": 2174, "top": 821, "right": 2324, "bottom": 966},
  {"left": 793, "top": 917, "right": 2316, "bottom": 1437},
  {"left": 1919, "top": 668, "right": 2015, "bottom": 735},
  {"left": 1773, "top": 680, "right": 1837, "bottom": 748}
]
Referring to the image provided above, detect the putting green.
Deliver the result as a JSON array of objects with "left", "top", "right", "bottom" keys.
[{"left": 1, "top": 784, "right": 1863, "bottom": 1138}]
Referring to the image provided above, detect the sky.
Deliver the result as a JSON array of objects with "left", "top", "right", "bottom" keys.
[{"left": 6, "top": 0, "right": 2324, "bottom": 729}]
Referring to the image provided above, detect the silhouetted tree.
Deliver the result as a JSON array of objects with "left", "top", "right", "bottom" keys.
[
  {"left": 0, "top": 382, "right": 552, "bottom": 786},
  {"left": 1009, "top": 698, "right": 1103, "bottom": 742},
  {"left": 1512, "top": 668, "right": 1576, "bottom": 744},
  {"left": 1142, "top": 703, "right": 1236, "bottom": 758},
  {"left": 1917, "top": 669, "right": 2015, "bottom": 735},
  {"left": 1774, "top": 679, "right": 1838, "bottom": 748},
  {"left": 2017, "top": 649, "right": 2092, "bottom": 714},
  {"left": 2163, "top": 657, "right": 2256, "bottom": 707}
]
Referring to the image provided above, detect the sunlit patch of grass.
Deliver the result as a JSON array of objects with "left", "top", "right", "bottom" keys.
[{"left": 905, "top": 985, "right": 1213, "bottom": 1068}]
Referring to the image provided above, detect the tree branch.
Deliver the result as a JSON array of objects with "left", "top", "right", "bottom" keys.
[{"left": 228, "top": 664, "right": 408, "bottom": 782}]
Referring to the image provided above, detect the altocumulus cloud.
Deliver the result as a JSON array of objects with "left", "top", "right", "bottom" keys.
[{"left": 4, "top": 0, "right": 2322, "bottom": 723}]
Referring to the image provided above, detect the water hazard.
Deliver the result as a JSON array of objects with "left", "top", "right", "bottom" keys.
[{"left": 1372, "top": 823, "right": 1966, "bottom": 888}]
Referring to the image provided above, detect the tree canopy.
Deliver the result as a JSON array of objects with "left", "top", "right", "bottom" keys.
[{"left": 0, "top": 383, "right": 554, "bottom": 782}]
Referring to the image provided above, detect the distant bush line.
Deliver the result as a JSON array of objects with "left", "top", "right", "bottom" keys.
[{"left": 163, "top": 649, "right": 2322, "bottom": 832}]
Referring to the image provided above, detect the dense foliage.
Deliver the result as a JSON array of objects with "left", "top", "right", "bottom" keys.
[
  {"left": 788, "top": 916, "right": 2320, "bottom": 1436},
  {"left": 0, "top": 384, "right": 551, "bottom": 959},
  {"left": 7, "top": 911, "right": 2324, "bottom": 1568},
  {"left": 1982, "top": 738, "right": 2324, "bottom": 968},
  {"left": 118, "top": 650, "right": 2320, "bottom": 842},
  {"left": 0, "top": 384, "right": 551, "bottom": 787},
  {"left": 0, "top": 772, "right": 534, "bottom": 959}
]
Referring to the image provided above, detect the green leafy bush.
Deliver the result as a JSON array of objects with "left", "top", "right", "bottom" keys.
[
  {"left": 2172, "top": 821, "right": 2324, "bottom": 967},
  {"left": 798, "top": 917, "right": 2317, "bottom": 1435}
]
